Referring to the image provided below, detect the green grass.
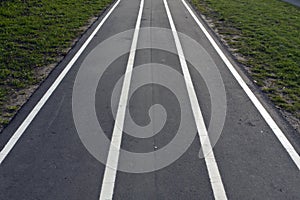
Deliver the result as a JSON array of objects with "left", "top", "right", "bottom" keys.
[
  {"left": 0, "top": 0, "right": 112, "bottom": 130},
  {"left": 191, "top": 0, "right": 300, "bottom": 119}
]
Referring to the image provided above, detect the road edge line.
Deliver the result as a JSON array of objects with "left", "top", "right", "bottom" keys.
[
  {"left": 181, "top": 0, "right": 300, "bottom": 170},
  {"left": 0, "top": 0, "right": 121, "bottom": 165}
]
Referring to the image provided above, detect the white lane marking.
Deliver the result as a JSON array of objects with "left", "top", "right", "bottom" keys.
[
  {"left": 98, "top": 0, "right": 144, "bottom": 199},
  {"left": 163, "top": 0, "right": 228, "bottom": 199},
  {"left": 0, "top": 0, "right": 121, "bottom": 165},
  {"left": 181, "top": 0, "right": 300, "bottom": 170}
]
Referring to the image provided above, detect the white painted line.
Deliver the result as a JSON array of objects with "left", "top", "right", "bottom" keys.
[
  {"left": 0, "top": 0, "right": 121, "bottom": 165},
  {"left": 163, "top": 0, "right": 228, "bottom": 199},
  {"left": 98, "top": 0, "right": 144, "bottom": 198},
  {"left": 181, "top": 0, "right": 300, "bottom": 170}
]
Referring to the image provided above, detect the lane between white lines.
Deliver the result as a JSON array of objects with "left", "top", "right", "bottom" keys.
[
  {"left": 163, "top": 0, "right": 228, "bottom": 199},
  {"left": 181, "top": 0, "right": 300, "bottom": 170},
  {"left": 98, "top": 0, "right": 144, "bottom": 199},
  {"left": 0, "top": 0, "right": 121, "bottom": 165}
]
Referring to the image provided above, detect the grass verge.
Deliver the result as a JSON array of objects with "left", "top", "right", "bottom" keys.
[
  {"left": 191, "top": 0, "right": 300, "bottom": 124},
  {"left": 0, "top": 0, "right": 112, "bottom": 130}
]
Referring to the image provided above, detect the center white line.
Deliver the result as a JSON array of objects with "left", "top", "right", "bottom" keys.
[
  {"left": 98, "top": 0, "right": 144, "bottom": 199},
  {"left": 163, "top": 0, "right": 228, "bottom": 199}
]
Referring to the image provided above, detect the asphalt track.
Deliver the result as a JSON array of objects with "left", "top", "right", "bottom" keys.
[
  {"left": 0, "top": 0, "right": 300, "bottom": 199},
  {"left": 283, "top": 0, "right": 300, "bottom": 7}
]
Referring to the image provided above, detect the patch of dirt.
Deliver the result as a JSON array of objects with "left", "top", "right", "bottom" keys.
[
  {"left": 0, "top": 16, "right": 99, "bottom": 133},
  {"left": 199, "top": 10, "right": 300, "bottom": 133}
]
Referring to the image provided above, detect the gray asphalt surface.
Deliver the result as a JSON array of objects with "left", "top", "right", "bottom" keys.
[
  {"left": 0, "top": 0, "right": 300, "bottom": 199},
  {"left": 282, "top": 0, "right": 300, "bottom": 7}
]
